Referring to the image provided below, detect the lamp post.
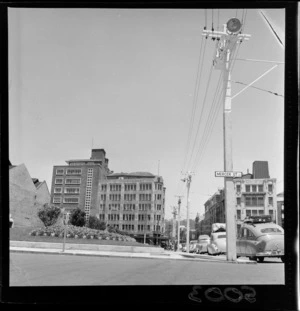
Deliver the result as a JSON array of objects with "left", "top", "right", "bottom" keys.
[{"left": 62, "top": 211, "right": 70, "bottom": 252}]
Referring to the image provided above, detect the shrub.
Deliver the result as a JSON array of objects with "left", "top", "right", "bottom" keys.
[
  {"left": 87, "top": 216, "right": 106, "bottom": 230},
  {"left": 69, "top": 208, "right": 86, "bottom": 227},
  {"left": 37, "top": 204, "right": 61, "bottom": 227}
]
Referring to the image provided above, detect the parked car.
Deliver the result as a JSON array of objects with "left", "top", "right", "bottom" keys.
[
  {"left": 195, "top": 235, "right": 210, "bottom": 254},
  {"left": 236, "top": 215, "right": 284, "bottom": 263},
  {"left": 207, "top": 232, "right": 227, "bottom": 255},
  {"left": 207, "top": 223, "right": 226, "bottom": 255},
  {"left": 189, "top": 240, "right": 198, "bottom": 253}
]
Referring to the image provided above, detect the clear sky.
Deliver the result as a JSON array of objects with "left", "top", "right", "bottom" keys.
[{"left": 8, "top": 8, "right": 285, "bottom": 220}]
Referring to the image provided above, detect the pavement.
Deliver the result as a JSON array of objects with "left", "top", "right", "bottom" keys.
[{"left": 10, "top": 240, "right": 257, "bottom": 264}]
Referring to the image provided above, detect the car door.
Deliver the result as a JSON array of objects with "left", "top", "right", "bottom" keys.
[
  {"left": 237, "top": 227, "right": 247, "bottom": 256},
  {"left": 245, "top": 229, "right": 257, "bottom": 256}
]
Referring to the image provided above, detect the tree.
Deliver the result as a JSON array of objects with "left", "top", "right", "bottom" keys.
[
  {"left": 69, "top": 208, "right": 86, "bottom": 227},
  {"left": 87, "top": 216, "right": 106, "bottom": 230},
  {"left": 195, "top": 213, "right": 201, "bottom": 239},
  {"left": 38, "top": 204, "right": 61, "bottom": 227}
]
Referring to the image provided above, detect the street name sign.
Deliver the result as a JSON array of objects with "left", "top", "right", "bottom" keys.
[{"left": 215, "top": 171, "right": 242, "bottom": 178}]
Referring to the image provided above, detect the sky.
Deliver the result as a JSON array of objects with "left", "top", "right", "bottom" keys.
[{"left": 8, "top": 8, "right": 285, "bottom": 221}]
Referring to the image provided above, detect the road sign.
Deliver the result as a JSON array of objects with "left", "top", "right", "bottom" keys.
[{"left": 215, "top": 171, "right": 242, "bottom": 178}]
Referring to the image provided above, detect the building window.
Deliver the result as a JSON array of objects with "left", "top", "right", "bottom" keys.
[
  {"left": 236, "top": 184, "right": 241, "bottom": 193},
  {"left": 54, "top": 187, "right": 62, "bottom": 194},
  {"left": 268, "top": 197, "right": 273, "bottom": 206},
  {"left": 245, "top": 196, "right": 264, "bottom": 207},
  {"left": 64, "top": 187, "right": 80, "bottom": 194},
  {"left": 269, "top": 210, "right": 274, "bottom": 220},
  {"left": 258, "top": 185, "right": 264, "bottom": 192},
  {"left": 140, "top": 183, "right": 152, "bottom": 191},
  {"left": 259, "top": 210, "right": 264, "bottom": 215},
  {"left": 101, "top": 184, "right": 107, "bottom": 191},
  {"left": 65, "top": 178, "right": 81, "bottom": 185},
  {"left": 236, "top": 210, "right": 241, "bottom": 220},
  {"left": 66, "top": 169, "right": 82, "bottom": 175},
  {"left": 53, "top": 197, "right": 62, "bottom": 204},
  {"left": 110, "top": 184, "right": 121, "bottom": 191},
  {"left": 252, "top": 210, "right": 258, "bottom": 215},
  {"left": 101, "top": 194, "right": 106, "bottom": 201},
  {"left": 56, "top": 169, "right": 64, "bottom": 175},
  {"left": 246, "top": 210, "right": 251, "bottom": 217},
  {"left": 245, "top": 185, "right": 251, "bottom": 192},
  {"left": 268, "top": 184, "right": 273, "bottom": 193},
  {"left": 236, "top": 198, "right": 241, "bottom": 206},
  {"left": 63, "top": 197, "right": 79, "bottom": 204},
  {"left": 55, "top": 178, "right": 63, "bottom": 185},
  {"left": 252, "top": 185, "right": 257, "bottom": 192}
]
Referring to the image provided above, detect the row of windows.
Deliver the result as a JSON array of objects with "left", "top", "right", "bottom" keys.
[
  {"left": 100, "top": 183, "right": 163, "bottom": 191},
  {"left": 236, "top": 184, "right": 273, "bottom": 193},
  {"left": 55, "top": 178, "right": 81, "bottom": 185},
  {"left": 236, "top": 196, "right": 274, "bottom": 207},
  {"left": 100, "top": 194, "right": 163, "bottom": 202},
  {"left": 98, "top": 213, "right": 163, "bottom": 222},
  {"left": 118, "top": 225, "right": 161, "bottom": 231},
  {"left": 56, "top": 169, "right": 82, "bottom": 175},
  {"left": 54, "top": 187, "right": 80, "bottom": 194},
  {"left": 53, "top": 197, "right": 79, "bottom": 204},
  {"left": 99, "top": 203, "right": 163, "bottom": 211}
]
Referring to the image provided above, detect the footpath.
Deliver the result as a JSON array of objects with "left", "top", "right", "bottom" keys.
[{"left": 10, "top": 241, "right": 256, "bottom": 264}]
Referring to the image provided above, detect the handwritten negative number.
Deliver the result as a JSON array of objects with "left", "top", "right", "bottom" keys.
[{"left": 188, "top": 286, "right": 256, "bottom": 303}]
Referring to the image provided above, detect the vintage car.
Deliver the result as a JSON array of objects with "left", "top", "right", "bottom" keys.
[
  {"left": 207, "top": 223, "right": 226, "bottom": 255},
  {"left": 195, "top": 235, "right": 210, "bottom": 254},
  {"left": 236, "top": 215, "right": 284, "bottom": 263},
  {"left": 189, "top": 240, "right": 198, "bottom": 253}
]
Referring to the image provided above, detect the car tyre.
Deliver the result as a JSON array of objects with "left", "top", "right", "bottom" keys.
[{"left": 257, "top": 257, "right": 264, "bottom": 263}]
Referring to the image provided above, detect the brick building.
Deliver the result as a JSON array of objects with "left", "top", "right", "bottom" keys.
[
  {"left": 50, "top": 149, "right": 166, "bottom": 242},
  {"left": 200, "top": 161, "right": 278, "bottom": 235}
]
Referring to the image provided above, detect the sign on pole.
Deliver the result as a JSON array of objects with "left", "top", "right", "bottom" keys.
[{"left": 215, "top": 171, "right": 242, "bottom": 178}]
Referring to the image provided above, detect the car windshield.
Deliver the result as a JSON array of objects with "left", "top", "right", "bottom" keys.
[
  {"left": 261, "top": 228, "right": 283, "bottom": 233},
  {"left": 200, "top": 238, "right": 208, "bottom": 241},
  {"left": 217, "top": 234, "right": 226, "bottom": 239}
]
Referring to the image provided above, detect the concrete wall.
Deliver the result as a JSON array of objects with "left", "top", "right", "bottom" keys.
[{"left": 9, "top": 164, "right": 49, "bottom": 228}]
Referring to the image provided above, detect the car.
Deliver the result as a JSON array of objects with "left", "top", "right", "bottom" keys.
[
  {"left": 189, "top": 240, "right": 198, "bottom": 253},
  {"left": 207, "top": 223, "right": 226, "bottom": 256},
  {"left": 195, "top": 235, "right": 210, "bottom": 254},
  {"left": 236, "top": 215, "right": 284, "bottom": 263},
  {"left": 9, "top": 214, "right": 14, "bottom": 228}
]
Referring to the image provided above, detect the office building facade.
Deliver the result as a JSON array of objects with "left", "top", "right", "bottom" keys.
[{"left": 50, "top": 149, "right": 166, "bottom": 240}]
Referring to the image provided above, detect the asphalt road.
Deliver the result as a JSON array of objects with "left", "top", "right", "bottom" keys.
[{"left": 10, "top": 253, "right": 284, "bottom": 286}]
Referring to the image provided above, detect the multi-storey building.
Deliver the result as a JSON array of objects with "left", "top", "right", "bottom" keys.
[
  {"left": 98, "top": 172, "right": 166, "bottom": 242},
  {"left": 200, "top": 161, "right": 278, "bottom": 235},
  {"left": 51, "top": 149, "right": 110, "bottom": 219},
  {"left": 50, "top": 149, "right": 166, "bottom": 242}
]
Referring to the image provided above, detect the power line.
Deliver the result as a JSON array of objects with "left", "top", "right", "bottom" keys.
[
  {"left": 232, "top": 80, "right": 284, "bottom": 97},
  {"left": 181, "top": 37, "right": 207, "bottom": 174},
  {"left": 186, "top": 62, "right": 214, "bottom": 170}
]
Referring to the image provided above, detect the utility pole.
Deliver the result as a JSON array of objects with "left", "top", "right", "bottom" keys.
[
  {"left": 203, "top": 18, "right": 250, "bottom": 261},
  {"left": 175, "top": 195, "right": 183, "bottom": 251},
  {"left": 181, "top": 172, "right": 194, "bottom": 253},
  {"left": 171, "top": 206, "right": 177, "bottom": 241}
]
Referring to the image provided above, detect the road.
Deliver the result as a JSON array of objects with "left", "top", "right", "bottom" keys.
[{"left": 10, "top": 253, "right": 284, "bottom": 286}]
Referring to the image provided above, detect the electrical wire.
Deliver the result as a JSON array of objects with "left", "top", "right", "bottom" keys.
[
  {"left": 181, "top": 37, "right": 207, "bottom": 174},
  {"left": 191, "top": 41, "right": 242, "bottom": 173},
  {"left": 191, "top": 72, "right": 224, "bottom": 172},
  {"left": 185, "top": 62, "right": 214, "bottom": 170},
  {"left": 232, "top": 81, "right": 284, "bottom": 97}
]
